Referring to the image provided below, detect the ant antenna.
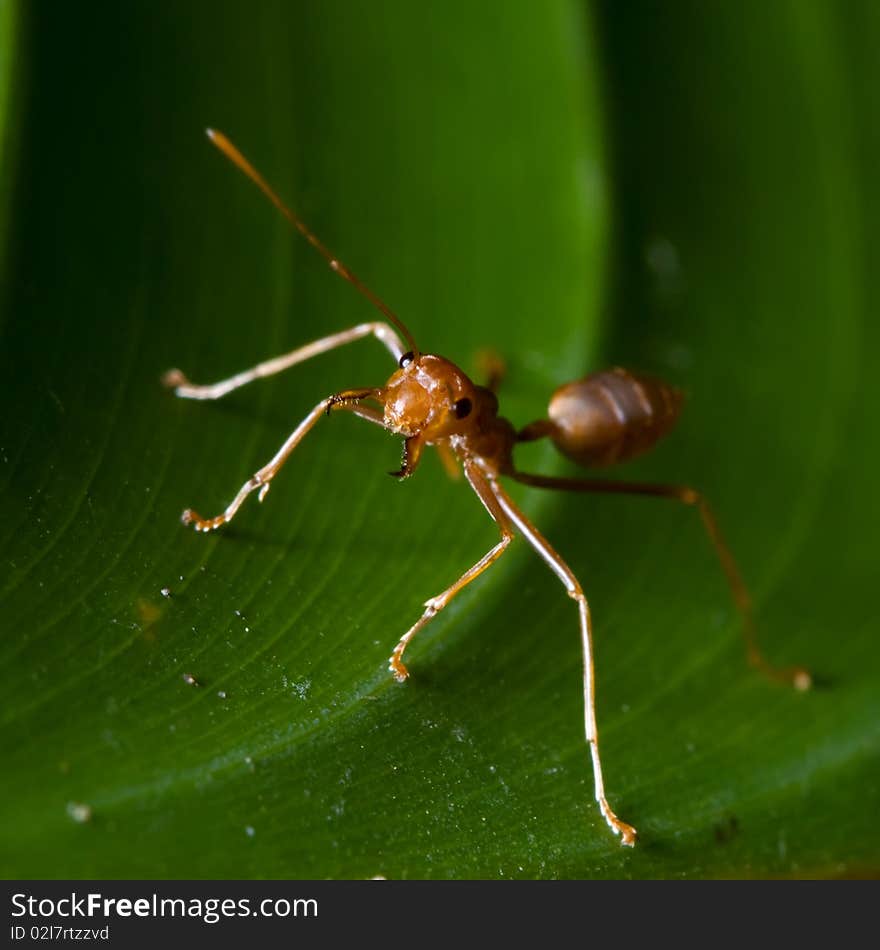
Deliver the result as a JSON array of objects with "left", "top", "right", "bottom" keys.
[{"left": 206, "top": 128, "right": 420, "bottom": 358}]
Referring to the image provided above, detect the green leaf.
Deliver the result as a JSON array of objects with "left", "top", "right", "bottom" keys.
[
  {"left": 1, "top": 0, "right": 877, "bottom": 879},
  {"left": 0, "top": 0, "right": 21, "bottom": 293}
]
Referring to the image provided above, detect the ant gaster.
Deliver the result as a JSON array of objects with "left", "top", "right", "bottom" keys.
[{"left": 163, "top": 130, "right": 811, "bottom": 847}]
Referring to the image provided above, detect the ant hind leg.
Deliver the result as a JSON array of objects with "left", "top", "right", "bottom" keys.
[{"left": 510, "top": 471, "right": 812, "bottom": 691}]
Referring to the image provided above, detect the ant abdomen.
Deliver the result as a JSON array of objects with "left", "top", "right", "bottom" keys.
[{"left": 519, "top": 368, "right": 683, "bottom": 468}]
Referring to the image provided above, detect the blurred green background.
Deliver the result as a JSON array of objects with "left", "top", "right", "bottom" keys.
[{"left": 0, "top": 0, "right": 877, "bottom": 879}]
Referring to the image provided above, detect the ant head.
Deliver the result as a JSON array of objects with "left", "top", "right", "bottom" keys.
[{"left": 383, "top": 352, "right": 479, "bottom": 441}]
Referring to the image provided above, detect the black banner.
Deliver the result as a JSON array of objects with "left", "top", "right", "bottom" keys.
[{"left": 1, "top": 879, "right": 869, "bottom": 947}]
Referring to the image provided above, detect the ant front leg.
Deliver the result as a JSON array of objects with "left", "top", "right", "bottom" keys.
[
  {"left": 162, "top": 322, "right": 405, "bottom": 401},
  {"left": 389, "top": 462, "right": 513, "bottom": 681},
  {"left": 182, "top": 389, "right": 384, "bottom": 532}
]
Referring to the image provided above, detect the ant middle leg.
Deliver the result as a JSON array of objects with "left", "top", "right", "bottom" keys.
[{"left": 510, "top": 471, "right": 811, "bottom": 691}]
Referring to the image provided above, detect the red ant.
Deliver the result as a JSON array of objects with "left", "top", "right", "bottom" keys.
[{"left": 163, "top": 130, "right": 811, "bottom": 847}]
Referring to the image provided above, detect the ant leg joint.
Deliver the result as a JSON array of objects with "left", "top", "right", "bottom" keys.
[
  {"left": 248, "top": 470, "right": 273, "bottom": 499},
  {"left": 680, "top": 486, "right": 701, "bottom": 506},
  {"left": 325, "top": 389, "right": 376, "bottom": 416},
  {"left": 324, "top": 393, "right": 355, "bottom": 415}
]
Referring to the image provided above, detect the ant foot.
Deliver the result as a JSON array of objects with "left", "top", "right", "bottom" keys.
[
  {"left": 389, "top": 656, "right": 409, "bottom": 683},
  {"left": 599, "top": 796, "right": 637, "bottom": 847},
  {"left": 614, "top": 820, "right": 638, "bottom": 848},
  {"left": 791, "top": 667, "right": 813, "bottom": 692},
  {"left": 161, "top": 368, "right": 189, "bottom": 390},
  {"left": 181, "top": 508, "right": 223, "bottom": 532},
  {"left": 747, "top": 648, "right": 813, "bottom": 692}
]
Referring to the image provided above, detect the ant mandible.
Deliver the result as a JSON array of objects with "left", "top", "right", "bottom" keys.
[{"left": 163, "top": 130, "right": 811, "bottom": 847}]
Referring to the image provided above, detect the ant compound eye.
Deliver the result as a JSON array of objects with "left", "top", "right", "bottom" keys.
[
  {"left": 399, "top": 351, "right": 415, "bottom": 369},
  {"left": 453, "top": 397, "right": 473, "bottom": 419}
]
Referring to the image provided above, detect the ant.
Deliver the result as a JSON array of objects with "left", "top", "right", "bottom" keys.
[{"left": 163, "top": 130, "right": 811, "bottom": 847}]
